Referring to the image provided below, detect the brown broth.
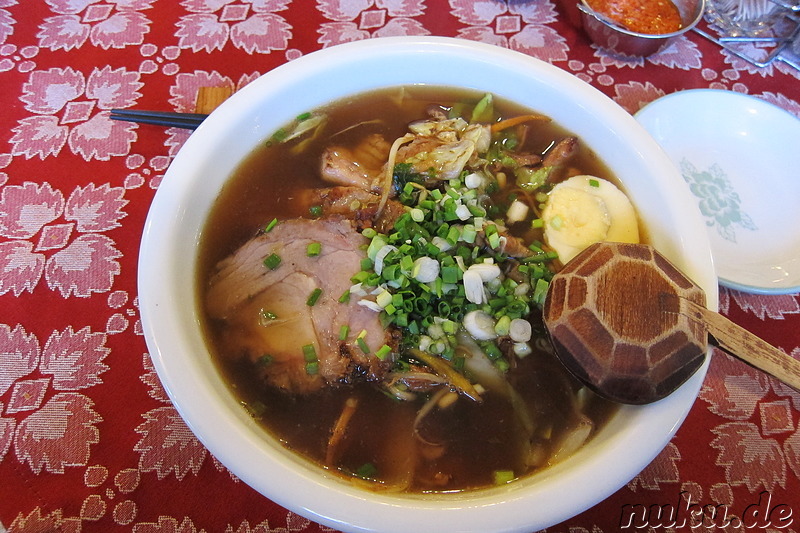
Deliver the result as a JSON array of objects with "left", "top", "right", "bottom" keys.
[{"left": 197, "top": 86, "right": 620, "bottom": 492}]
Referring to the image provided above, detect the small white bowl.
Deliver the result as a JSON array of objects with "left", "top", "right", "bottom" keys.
[
  {"left": 139, "top": 36, "right": 717, "bottom": 533},
  {"left": 636, "top": 89, "right": 800, "bottom": 295}
]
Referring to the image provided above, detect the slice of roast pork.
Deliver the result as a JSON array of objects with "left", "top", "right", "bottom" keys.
[
  {"left": 206, "top": 216, "right": 396, "bottom": 395},
  {"left": 305, "top": 186, "right": 407, "bottom": 234}
]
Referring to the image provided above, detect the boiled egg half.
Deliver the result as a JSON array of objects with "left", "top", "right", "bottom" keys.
[{"left": 542, "top": 175, "right": 639, "bottom": 264}]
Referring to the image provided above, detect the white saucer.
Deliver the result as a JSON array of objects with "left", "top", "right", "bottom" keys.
[{"left": 635, "top": 89, "right": 800, "bottom": 295}]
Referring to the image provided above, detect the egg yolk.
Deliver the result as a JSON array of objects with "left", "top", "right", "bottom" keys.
[{"left": 544, "top": 188, "right": 611, "bottom": 248}]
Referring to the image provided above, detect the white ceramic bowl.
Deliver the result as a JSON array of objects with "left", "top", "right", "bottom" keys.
[
  {"left": 139, "top": 36, "right": 717, "bottom": 533},
  {"left": 636, "top": 89, "right": 800, "bottom": 295}
]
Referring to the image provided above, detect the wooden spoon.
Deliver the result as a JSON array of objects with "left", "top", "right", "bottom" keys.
[{"left": 543, "top": 241, "right": 800, "bottom": 404}]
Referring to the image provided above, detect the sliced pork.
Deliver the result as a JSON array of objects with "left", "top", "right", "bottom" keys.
[
  {"left": 306, "top": 186, "right": 407, "bottom": 234},
  {"left": 320, "top": 133, "right": 390, "bottom": 192},
  {"left": 206, "top": 216, "right": 397, "bottom": 395}
]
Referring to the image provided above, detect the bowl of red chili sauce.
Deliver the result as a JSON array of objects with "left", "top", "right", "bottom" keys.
[{"left": 578, "top": 0, "right": 705, "bottom": 56}]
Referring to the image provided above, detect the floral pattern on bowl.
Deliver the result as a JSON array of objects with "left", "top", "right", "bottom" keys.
[{"left": 680, "top": 159, "right": 758, "bottom": 244}]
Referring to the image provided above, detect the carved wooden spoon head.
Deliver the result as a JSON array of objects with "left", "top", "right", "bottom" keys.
[{"left": 543, "top": 242, "right": 708, "bottom": 405}]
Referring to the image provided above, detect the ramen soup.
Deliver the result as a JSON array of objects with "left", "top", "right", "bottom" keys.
[{"left": 198, "top": 87, "right": 642, "bottom": 493}]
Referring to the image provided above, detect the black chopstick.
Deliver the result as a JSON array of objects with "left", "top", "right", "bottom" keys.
[{"left": 110, "top": 109, "right": 209, "bottom": 130}]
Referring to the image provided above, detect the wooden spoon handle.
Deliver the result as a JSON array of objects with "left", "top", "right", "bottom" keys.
[{"left": 682, "top": 299, "right": 800, "bottom": 392}]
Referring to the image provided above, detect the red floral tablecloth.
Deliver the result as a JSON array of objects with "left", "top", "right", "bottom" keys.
[{"left": 1, "top": 1, "right": 799, "bottom": 532}]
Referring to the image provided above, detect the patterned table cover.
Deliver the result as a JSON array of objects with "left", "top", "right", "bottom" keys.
[{"left": 1, "top": 1, "right": 799, "bottom": 532}]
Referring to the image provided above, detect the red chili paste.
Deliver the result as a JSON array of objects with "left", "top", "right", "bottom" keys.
[{"left": 587, "top": 0, "right": 683, "bottom": 34}]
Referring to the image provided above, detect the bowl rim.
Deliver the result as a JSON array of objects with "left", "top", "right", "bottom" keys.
[{"left": 138, "top": 36, "right": 717, "bottom": 533}]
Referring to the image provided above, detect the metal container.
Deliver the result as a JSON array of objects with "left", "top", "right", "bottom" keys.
[{"left": 578, "top": 0, "right": 706, "bottom": 56}]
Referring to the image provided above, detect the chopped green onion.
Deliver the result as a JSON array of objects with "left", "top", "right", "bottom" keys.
[
  {"left": 302, "top": 344, "right": 317, "bottom": 362},
  {"left": 271, "top": 128, "right": 288, "bottom": 143},
  {"left": 351, "top": 271, "right": 370, "bottom": 283},
  {"left": 339, "top": 325, "right": 350, "bottom": 341},
  {"left": 376, "top": 290, "right": 393, "bottom": 308},
  {"left": 257, "top": 354, "right": 274, "bottom": 366},
  {"left": 338, "top": 289, "right": 351, "bottom": 303},
  {"left": 382, "top": 264, "right": 400, "bottom": 281},
  {"left": 399, "top": 255, "right": 414, "bottom": 272},
  {"left": 356, "top": 462, "right": 378, "bottom": 479},
  {"left": 533, "top": 278, "right": 549, "bottom": 306},
  {"left": 495, "top": 315, "right": 511, "bottom": 336},
  {"left": 467, "top": 203, "right": 486, "bottom": 217},
  {"left": 441, "top": 265, "right": 460, "bottom": 284},
  {"left": 515, "top": 166, "right": 551, "bottom": 191},
  {"left": 531, "top": 218, "right": 544, "bottom": 229},
  {"left": 482, "top": 341, "right": 502, "bottom": 360},
  {"left": 461, "top": 224, "right": 477, "bottom": 244},
  {"left": 445, "top": 225, "right": 460, "bottom": 245},
  {"left": 258, "top": 311, "right": 275, "bottom": 327},
  {"left": 366, "top": 235, "right": 388, "bottom": 261},
  {"left": 375, "top": 344, "right": 392, "bottom": 360},
  {"left": 487, "top": 231, "right": 501, "bottom": 249},
  {"left": 263, "top": 253, "right": 281, "bottom": 270},
  {"left": 305, "top": 361, "right": 319, "bottom": 375},
  {"left": 357, "top": 337, "right": 370, "bottom": 354},
  {"left": 307, "top": 288, "right": 322, "bottom": 306},
  {"left": 471, "top": 93, "right": 494, "bottom": 123},
  {"left": 307, "top": 242, "right": 321, "bottom": 256},
  {"left": 264, "top": 218, "right": 278, "bottom": 232},
  {"left": 309, "top": 205, "right": 323, "bottom": 217},
  {"left": 589, "top": 178, "right": 600, "bottom": 187},
  {"left": 494, "top": 357, "right": 510, "bottom": 372},
  {"left": 494, "top": 470, "right": 515, "bottom": 484}
]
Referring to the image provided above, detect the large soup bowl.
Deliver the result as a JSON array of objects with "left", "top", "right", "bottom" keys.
[{"left": 139, "top": 36, "right": 717, "bottom": 533}]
